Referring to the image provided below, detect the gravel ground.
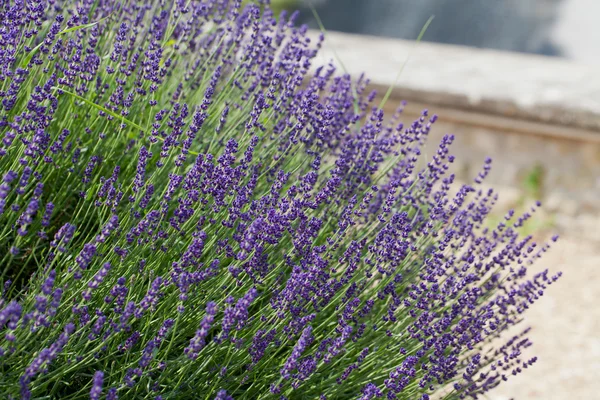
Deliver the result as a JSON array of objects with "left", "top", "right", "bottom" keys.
[{"left": 490, "top": 234, "right": 600, "bottom": 399}]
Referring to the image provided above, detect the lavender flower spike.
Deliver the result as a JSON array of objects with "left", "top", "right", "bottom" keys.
[
  {"left": 90, "top": 370, "right": 104, "bottom": 400},
  {"left": 185, "top": 301, "right": 218, "bottom": 359}
]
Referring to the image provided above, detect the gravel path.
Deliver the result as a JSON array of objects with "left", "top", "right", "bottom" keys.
[{"left": 490, "top": 235, "right": 600, "bottom": 399}]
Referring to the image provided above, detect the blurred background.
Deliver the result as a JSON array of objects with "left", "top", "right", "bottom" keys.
[
  {"left": 295, "top": 0, "right": 600, "bottom": 64},
  {"left": 271, "top": 0, "right": 600, "bottom": 399}
]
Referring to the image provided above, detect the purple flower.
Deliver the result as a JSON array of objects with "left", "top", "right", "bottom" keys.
[
  {"left": 83, "top": 262, "right": 112, "bottom": 301},
  {"left": 138, "top": 277, "right": 163, "bottom": 315},
  {"left": 106, "top": 388, "right": 118, "bottom": 400},
  {"left": 17, "top": 198, "right": 39, "bottom": 235},
  {"left": 0, "top": 301, "right": 22, "bottom": 330},
  {"left": 82, "top": 156, "right": 101, "bottom": 185},
  {"left": 90, "top": 370, "right": 104, "bottom": 400},
  {"left": 360, "top": 383, "right": 383, "bottom": 399},
  {"left": 75, "top": 243, "right": 97, "bottom": 278},
  {"left": 280, "top": 325, "right": 313, "bottom": 380},
  {"left": 41, "top": 202, "right": 54, "bottom": 227},
  {"left": 250, "top": 329, "right": 277, "bottom": 364},
  {"left": 185, "top": 301, "right": 218, "bottom": 359},
  {"left": 20, "top": 323, "right": 75, "bottom": 398},
  {"left": 215, "top": 389, "right": 234, "bottom": 400},
  {"left": 119, "top": 331, "right": 141, "bottom": 353},
  {"left": 221, "top": 288, "right": 258, "bottom": 340},
  {"left": 16, "top": 166, "right": 32, "bottom": 195},
  {"left": 96, "top": 215, "right": 119, "bottom": 243},
  {"left": 139, "top": 319, "right": 174, "bottom": 369},
  {"left": 133, "top": 147, "right": 151, "bottom": 195},
  {"left": 50, "top": 223, "right": 76, "bottom": 252},
  {"left": 41, "top": 270, "right": 56, "bottom": 296}
]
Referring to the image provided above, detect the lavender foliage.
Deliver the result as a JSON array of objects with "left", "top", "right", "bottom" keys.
[{"left": 0, "top": 0, "right": 561, "bottom": 399}]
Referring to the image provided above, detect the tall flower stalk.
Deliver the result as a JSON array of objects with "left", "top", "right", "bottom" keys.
[{"left": 0, "top": 1, "right": 560, "bottom": 399}]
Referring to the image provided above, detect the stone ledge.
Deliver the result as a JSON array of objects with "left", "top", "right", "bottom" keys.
[{"left": 309, "top": 30, "right": 600, "bottom": 133}]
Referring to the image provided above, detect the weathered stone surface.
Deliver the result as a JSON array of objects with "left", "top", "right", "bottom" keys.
[{"left": 309, "top": 30, "right": 600, "bottom": 128}]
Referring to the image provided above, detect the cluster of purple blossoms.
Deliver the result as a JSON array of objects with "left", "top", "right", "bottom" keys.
[
  {"left": 185, "top": 301, "right": 218, "bottom": 359},
  {"left": 89, "top": 370, "right": 104, "bottom": 400},
  {"left": 0, "top": 0, "right": 561, "bottom": 399}
]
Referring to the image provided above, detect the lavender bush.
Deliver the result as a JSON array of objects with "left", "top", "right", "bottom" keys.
[{"left": 0, "top": 1, "right": 562, "bottom": 399}]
